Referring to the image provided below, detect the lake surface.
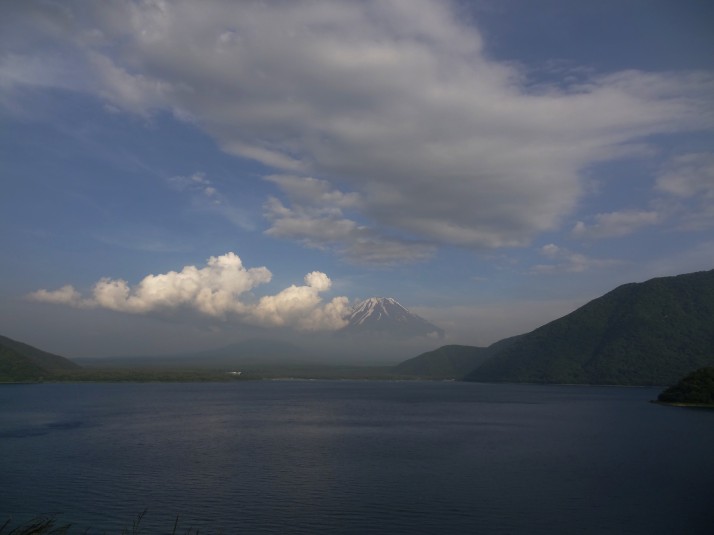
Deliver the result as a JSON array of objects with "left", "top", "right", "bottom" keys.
[{"left": 1, "top": 381, "right": 713, "bottom": 534}]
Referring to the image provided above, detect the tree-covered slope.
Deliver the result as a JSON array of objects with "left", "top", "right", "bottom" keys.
[
  {"left": 465, "top": 269, "right": 714, "bottom": 385},
  {"left": 0, "top": 335, "right": 80, "bottom": 372},
  {"left": 0, "top": 345, "right": 50, "bottom": 382},
  {"left": 657, "top": 367, "right": 714, "bottom": 406},
  {"left": 393, "top": 345, "right": 491, "bottom": 378},
  {"left": 0, "top": 335, "right": 80, "bottom": 381},
  {"left": 394, "top": 336, "right": 520, "bottom": 379}
]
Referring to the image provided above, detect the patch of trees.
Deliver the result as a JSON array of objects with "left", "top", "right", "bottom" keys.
[{"left": 657, "top": 367, "right": 714, "bottom": 405}]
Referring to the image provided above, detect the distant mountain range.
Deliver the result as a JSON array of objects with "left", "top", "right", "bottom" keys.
[
  {"left": 4, "top": 269, "right": 714, "bottom": 385},
  {"left": 397, "top": 269, "right": 714, "bottom": 385},
  {"left": 392, "top": 338, "right": 518, "bottom": 379},
  {"left": 76, "top": 297, "right": 445, "bottom": 369},
  {"left": 339, "top": 297, "right": 445, "bottom": 339},
  {"left": 76, "top": 338, "right": 308, "bottom": 369}
]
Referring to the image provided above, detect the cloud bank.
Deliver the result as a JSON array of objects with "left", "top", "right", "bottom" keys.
[
  {"left": 263, "top": 174, "right": 435, "bottom": 265},
  {"left": 28, "top": 253, "right": 349, "bottom": 331},
  {"left": 2, "top": 0, "right": 713, "bottom": 262}
]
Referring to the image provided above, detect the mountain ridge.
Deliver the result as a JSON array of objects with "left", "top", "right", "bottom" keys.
[
  {"left": 463, "top": 269, "right": 714, "bottom": 385},
  {"left": 393, "top": 269, "right": 714, "bottom": 385},
  {"left": 339, "top": 297, "right": 445, "bottom": 339},
  {"left": 0, "top": 335, "right": 80, "bottom": 381},
  {"left": 76, "top": 338, "right": 309, "bottom": 369},
  {"left": 5, "top": 269, "right": 713, "bottom": 385},
  {"left": 393, "top": 336, "right": 521, "bottom": 379}
]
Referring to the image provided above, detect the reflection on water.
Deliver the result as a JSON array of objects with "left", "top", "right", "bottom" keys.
[{"left": 0, "top": 381, "right": 713, "bottom": 534}]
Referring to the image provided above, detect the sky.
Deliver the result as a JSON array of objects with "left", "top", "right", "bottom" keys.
[{"left": 1, "top": 0, "right": 713, "bottom": 360}]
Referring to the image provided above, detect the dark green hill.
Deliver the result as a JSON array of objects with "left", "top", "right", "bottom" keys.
[
  {"left": 393, "top": 337, "right": 521, "bottom": 379},
  {"left": 0, "top": 345, "right": 50, "bottom": 382},
  {"left": 0, "top": 335, "right": 80, "bottom": 372},
  {"left": 0, "top": 335, "right": 80, "bottom": 382},
  {"left": 393, "top": 345, "right": 491, "bottom": 378},
  {"left": 465, "top": 269, "right": 714, "bottom": 386},
  {"left": 657, "top": 367, "right": 714, "bottom": 406}
]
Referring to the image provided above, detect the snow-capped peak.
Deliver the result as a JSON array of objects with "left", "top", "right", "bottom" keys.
[
  {"left": 350, "top": 297, "right": 407, "bottom": 325},
  {"left": 340, "top": 297, "right": 444, "bottom": 339}
]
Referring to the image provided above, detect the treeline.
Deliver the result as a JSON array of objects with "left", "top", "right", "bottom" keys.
[
  {"left": 657, "top": 367, "right": 714, "bottom": 406},
  {"left": 397, "top": 269, "right": 714, "bottom": 386}
]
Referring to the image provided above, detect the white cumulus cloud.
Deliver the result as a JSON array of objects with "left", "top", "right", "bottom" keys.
[
  {"left": 250, "top": 271, "right": 349, "bottom": 330},
  {"left": 28, "top": 253, "right": 349, "bottom": 331},
  {"left": 28, "top": 285, "right": 89, "bottom": 308}
]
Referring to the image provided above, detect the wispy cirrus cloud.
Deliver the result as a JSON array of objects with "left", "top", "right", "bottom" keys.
[
  {"left": 572, "top": 209, "right": 661, "bottom": 239},
  {"left": 168, "top": 171, "right": 254, "bottom": 230},
  {"left": 168, "top": 172, "right": 218, "bottom": 198},
  {"left": 655, "top": 152, "right": 714, "bottom": 230},
  {"left": 572, "top": 152, "right": 714, "bottom": 240},
  {"left": 531, "top": 243, "right": 621, "bottom": 274},
  {"left": 264, "top": 175, "right": 435, "bottom": 265}
]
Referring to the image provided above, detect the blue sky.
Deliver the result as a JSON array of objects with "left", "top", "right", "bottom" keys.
[{"left": 1, "top": 0, "right": 713, "bottom": 359}]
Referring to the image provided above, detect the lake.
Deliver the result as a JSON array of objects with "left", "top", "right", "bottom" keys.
[{"left": 1, "top": 381, "right": 712, "bottom": 534}]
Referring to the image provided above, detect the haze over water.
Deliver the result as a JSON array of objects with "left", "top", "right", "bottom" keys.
[{"left": 1, "top": 381, "right": 712, "bottom": 534}]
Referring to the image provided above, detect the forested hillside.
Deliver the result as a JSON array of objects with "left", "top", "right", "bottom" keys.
[
  {"left": 0, "top": 335, "right": 79, "bottom": 382},
  {"left": 464, "top": 269, "right": 714, "bottom": 385}
]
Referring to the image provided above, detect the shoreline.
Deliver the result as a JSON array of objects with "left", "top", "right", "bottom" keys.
[{"left": 650, "top": 400, "right": 714, "bottom": 409}]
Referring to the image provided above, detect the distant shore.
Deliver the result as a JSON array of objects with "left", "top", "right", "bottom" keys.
[{"left": 650, "top": 400, "right": 714, "bottom": 409}]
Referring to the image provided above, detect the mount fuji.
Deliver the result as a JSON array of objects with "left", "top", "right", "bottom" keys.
[{"left": 339, "top": 297, "right": 445, "bottom": 340}]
